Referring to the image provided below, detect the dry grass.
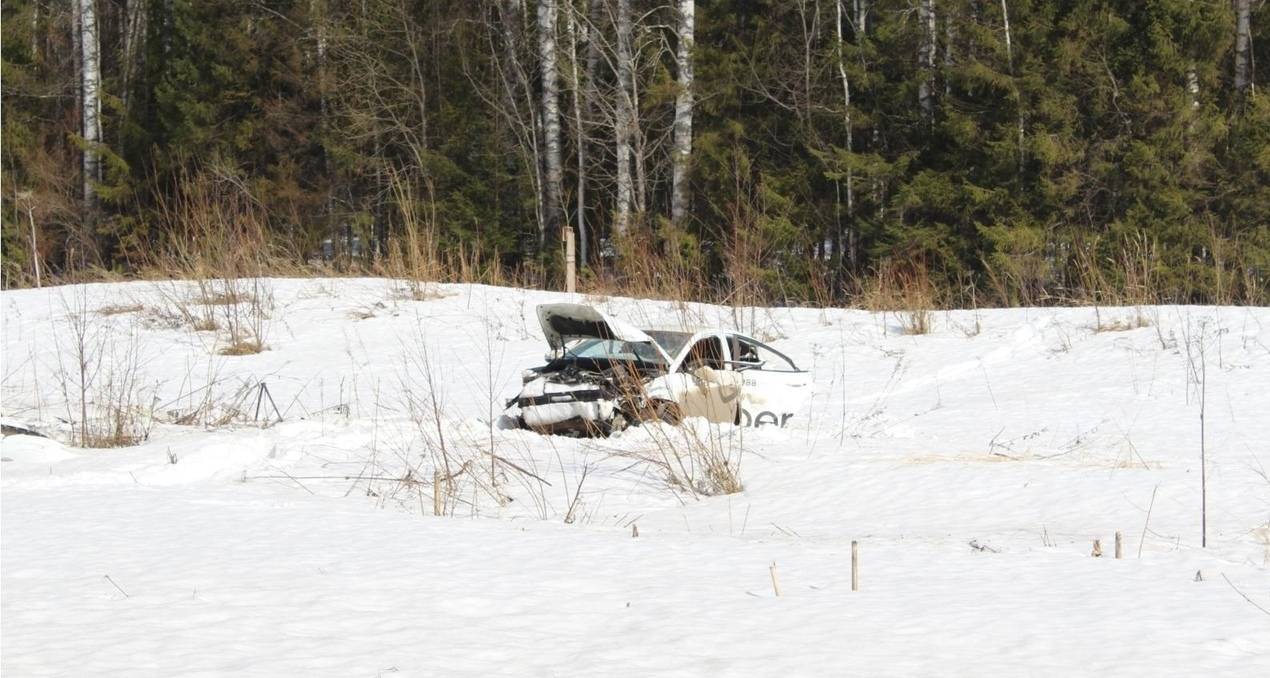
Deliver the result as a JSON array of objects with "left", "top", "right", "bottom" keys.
[
  {"left": 8, "top": 162, "right": 1264, "bottom": 311},
  {"left": 97, "top": 303, "right": 146, "bottom": 317},
  {"left": 1092, "top": 310, "right": 1153, "bottom": 333},
  {"left": 219, "top": 339, "right": 265, "bottom": 356},
  {"left": 856, "top": 260, "right": 938, "bottom": 335}
]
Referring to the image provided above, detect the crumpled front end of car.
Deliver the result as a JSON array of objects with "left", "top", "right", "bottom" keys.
[{"left": 515, "top": 375, "right": 624, "bottom": 436}]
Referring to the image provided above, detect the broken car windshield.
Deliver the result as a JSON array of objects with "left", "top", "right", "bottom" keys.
[{"left": 565, "top": 338, "right": 667, "bottom": 366}]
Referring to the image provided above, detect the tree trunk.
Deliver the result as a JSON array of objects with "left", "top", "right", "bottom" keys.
[
  {"left": 670, "top": 0, "right": 694, "bottom": 227},
  {"left": 1000, "top": 0, "right": 1023, "bottom": 172},
  {"left": 1234, "top": 0, "right": 1252, "bottom": 94},
  {"left": 80, "top": 0, "right": 102, "bottom": 209},
  {"left": 836, "top": 0, "right": 856, "bottom": 273},
  {"left": 614, "top": 0, "right": 634, "bottom": 237},
  {"left": 121, "top": 0, "right": 146, "bottom": 111},
  {"left": 500, "top": 0, "right": 545, "bottom": 248},
  {"left": 943, "top": 6, "right": 953, "bottom": 97},
  {"left": 918, "top": 0, "right": 935, "bottom": 125},
  {"left": 564, "top": 2, "right": 588, "bottom": 266},
  {"left": 538, "top": 0, "right": 564, "bottom": 246}
]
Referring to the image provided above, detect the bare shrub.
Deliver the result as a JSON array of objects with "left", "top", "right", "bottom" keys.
[
  {"left": 634, "top": 418, "right": 746, "bottom": 497},
  {"left": 52, "top": 291, "right": 156, "bottom": 448},
  {"left": 216, "top": 278, "right": 272, "bottom": 355}
]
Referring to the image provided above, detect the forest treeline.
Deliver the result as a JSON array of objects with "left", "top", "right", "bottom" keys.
[{"left": 2, "top": 1, "right": 1267, "bottom": 305}]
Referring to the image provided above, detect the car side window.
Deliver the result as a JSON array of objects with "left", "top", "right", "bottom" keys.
[
  {"left": 680, "top": 337, "right": 725, "bottom": 372},
  {"left": 728, "top": 336, "right": 798, "bottom": 371}
]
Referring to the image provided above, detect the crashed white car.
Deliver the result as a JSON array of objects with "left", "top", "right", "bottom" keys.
[{"left": 508, "top": 304, "right": 810, "bottom": 436}]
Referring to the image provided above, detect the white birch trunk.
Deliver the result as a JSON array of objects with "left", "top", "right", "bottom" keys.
[
  {"left": 632, "top": 82, "right": 647, "bottom": 216},
  {"left": 538, "top": 0, "right": 564, "bottom": 244},
  {"left": 836, "top": 0, "right": 855, "bottom": 270},
  {"left": 614, "top": 0, "right": 634, "bottom": 237},
  {"left": 80, "top": 0, "right": 102, "bottom": 208},
  {"left": 1001, "top": 0, "right": 1024, "bottom": 172},
  {"left": 1234, "top": 0, "right": 1252, "bottom": 94},
  {"left": 943, "top": 8, "right": 953, "bottom": 97},
  {"left": 918, "top": 0, "right": 935, "bottom": 124},
  {"left": 565, "top": 3, "right": 588, "bottom": 265},
  {"left": 670, "top": 0, "right": 694, "bottom": 226}
]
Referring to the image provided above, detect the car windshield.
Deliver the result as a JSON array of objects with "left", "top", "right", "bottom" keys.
[
  {"left": 565, "top": 338, "right": 667, "bottom": 366},
  {"left": 644, "top": 331, "right": 691, "bottom": 360}
]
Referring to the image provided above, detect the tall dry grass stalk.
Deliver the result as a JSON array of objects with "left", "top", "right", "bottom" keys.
[{"left": 855, "top": 259, "right": 937, "bottom": 334}]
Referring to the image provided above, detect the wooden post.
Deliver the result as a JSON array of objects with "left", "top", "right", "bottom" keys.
[
  {"left": 851, "top": 540, "right": 859, "bottom": 591},
  {"left": 769, "top": 562, "right": 781, "bottom": 597},
  {"left": 564, "top": 227, "right": 577, "bottom": 293},
  {"left": 1091, "top": 539, "right": 1102, "bottom": 557},
  {"left": 1114, "top": 531, "right": 1123, "bottom": 559},
  {"left": 433, "top": 471, "right": 443, "bottom": 516},
  {"left": 23, "top": 200, "right": 41, "bottom": 288}
]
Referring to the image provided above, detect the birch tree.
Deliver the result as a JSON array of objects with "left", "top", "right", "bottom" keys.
[
  {"left": 79, "top": 0, "right": 102, "bottom": 209},
  {"left": 613, "top": 0, "right": 634, "bottom": 236},
  {"left": 670, "top": 0, "right": 694, "bottom": 226},
  {"left": 1233, "top": 0, "right": 1252, "bottom": 95},
  {"left": 538, "top": 0, "right": 564, "bottom": 245},
  {"left": 564, "top": 2, "right": 588, "bottom": 264},
  {"left": 1000, "top": 0, "right": 1024, "bottom": 172},
  {"left": 835, "top": 0, "right": 855, "bottom": 270},
  {"left": 917, "top": 0, "right": 935, "bottom": 125}
]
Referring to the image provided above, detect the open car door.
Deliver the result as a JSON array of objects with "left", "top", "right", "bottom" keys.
[{"left": 725, "top": 335, "right": 810, "bottom": 428}]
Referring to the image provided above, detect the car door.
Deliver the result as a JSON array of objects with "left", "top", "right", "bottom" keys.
[
  {"left": 726, "top": 334, "right": 810, "bottom": 428},
  {"left": 647, "top": 334, "right": 742, "bottom": 423}
]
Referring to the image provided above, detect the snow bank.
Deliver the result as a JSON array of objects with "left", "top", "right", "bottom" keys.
[{"left": 3, "top": 279, "right": 1268, "bottom": 676}]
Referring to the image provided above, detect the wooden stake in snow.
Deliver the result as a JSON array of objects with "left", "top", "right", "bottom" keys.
[
  {"left": 1115, "top": 531, "right": 1123, "bottom": 559},
  {"left": 1091, "top": 539, "right": 1103, "bottom": 558},
  {"left": 769, "top": 562, "right": 781, "bottom": 597},
  {"left": 853, "top": 545, "right": 863, "bottom": 591},
  {"left": 851, "top": 540, "right": 860, "bottom": 591},
  {"left": 433, "top": 471, "right": 442, "bottom": 516},
  {"left": 564, "top": 227, "right": 576, "bottom": 294}
]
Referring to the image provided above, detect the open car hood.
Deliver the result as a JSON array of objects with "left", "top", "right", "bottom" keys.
[{"left": 536, "top": 303, "right": 654, "bottom": 350}]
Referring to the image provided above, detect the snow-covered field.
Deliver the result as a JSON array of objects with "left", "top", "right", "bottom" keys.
[{"left": 3, "top": 278, "right": 1268, "bottom": 677}]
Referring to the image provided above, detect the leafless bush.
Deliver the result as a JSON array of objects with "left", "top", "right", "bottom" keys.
[
  {"left": 635, "top": 418, "right": 746, "bottom": 498},
  {"left": 52, "top": 291, "right": 156, "bottom": 448},
  {"left": 217, "top": 278, "right": 272, "bottom": 355}
]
